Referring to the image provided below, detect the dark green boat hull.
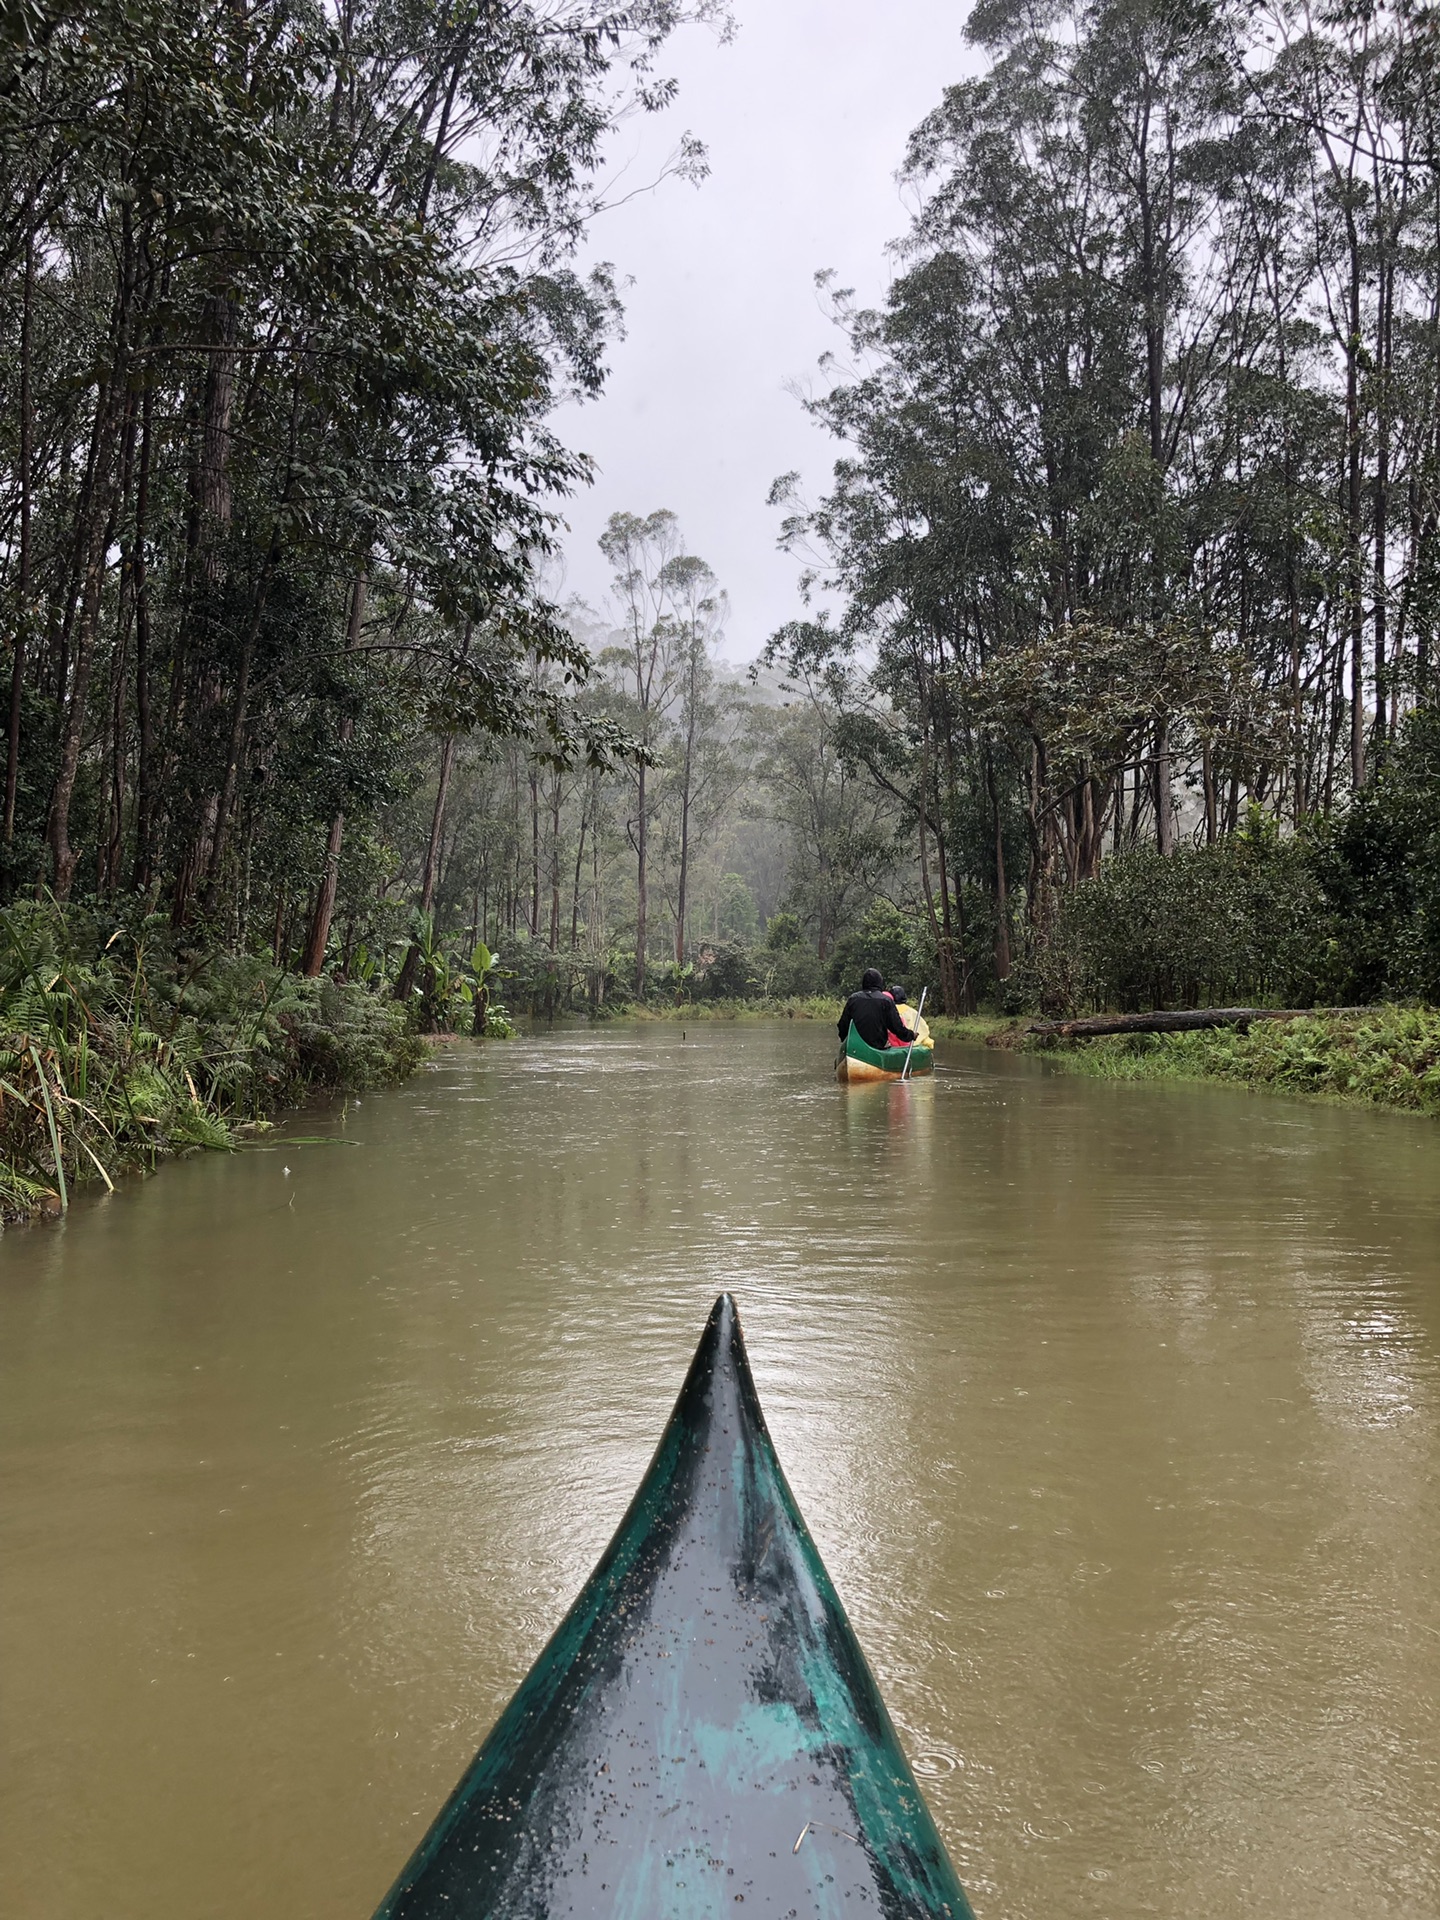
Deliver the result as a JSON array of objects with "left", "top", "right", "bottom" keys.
[
  {"left": 372, "top": 1295, "right": 974, "bottom": 1919},
  {"left": 842, "top": 1029, "right": 934, "bottom": 1077}
]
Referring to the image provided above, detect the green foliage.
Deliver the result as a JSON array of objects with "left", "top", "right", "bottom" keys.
[
  {"left": 827, "top": 900, "right": 925, "bottom": 992},
  {"left": 760, "top": 943, "right": 825, "bottom": 998},
  {"left": 692, "top": 942, "right": 759, "bottom": 1001},
  {"left": 0, "top": 0, "right": 694, "bottom": 924},
  {"left": 715, "top": 873, "right": 759, "bottom": 943},
  {"left": 1317, "top": 705, "right": 1440, "bottom": 1004},
  {"left": 764, "top": 912, "right": 803, "bottom": 951},
  {"left": 1054, "top": 1009, "right": 1440, "bottom": 1115},
  {"left": 1026, "top": 838, "right": 1332, "bottom": 1014},
  {"left": 0, "top": 902, "right": 421, "bottom": 1220}
]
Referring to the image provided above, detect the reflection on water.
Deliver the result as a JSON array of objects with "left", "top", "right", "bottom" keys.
[{"left": 2, "top": 1023, "right": 1438, "bottom": 1919}]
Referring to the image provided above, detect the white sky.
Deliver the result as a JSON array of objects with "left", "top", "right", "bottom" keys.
[{"left": 549, "top": 1, "right": 983, "bottom": 664}]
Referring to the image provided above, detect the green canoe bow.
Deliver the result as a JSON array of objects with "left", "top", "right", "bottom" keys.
[{"left": 371, "top": 1294, "right": 974, "bottom": 1919}]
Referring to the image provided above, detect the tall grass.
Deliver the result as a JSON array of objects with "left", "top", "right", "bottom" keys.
[{"left": 1, "top": 901, "right": 424, "bottom": 1221}]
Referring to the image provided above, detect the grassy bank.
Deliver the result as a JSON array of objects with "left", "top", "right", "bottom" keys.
[
  {"left": 1, "top": 904, "right": 426, "bottom": 1225},
  {"left": 1011, "top": 1007, "right": 1440, "bottom": 1115}
]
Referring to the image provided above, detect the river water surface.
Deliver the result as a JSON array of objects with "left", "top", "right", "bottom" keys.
[{"left": 2, "top": 1023, "right": 1438, "bottom": 1919}]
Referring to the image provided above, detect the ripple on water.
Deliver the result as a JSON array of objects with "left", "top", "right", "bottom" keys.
[{"left": 1, "top": 1024, "right": 1438, "bottom": 1920}]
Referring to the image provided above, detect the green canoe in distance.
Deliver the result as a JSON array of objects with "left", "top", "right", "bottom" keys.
[{"left": 371, "top": 1294, "right": 975, "bottom": 1920}]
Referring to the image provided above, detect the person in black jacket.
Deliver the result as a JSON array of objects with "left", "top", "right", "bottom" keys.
[{"left": 837, "top": 968, "right": 917, "bottom": 1050}]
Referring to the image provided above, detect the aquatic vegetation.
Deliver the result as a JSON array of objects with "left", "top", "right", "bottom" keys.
[{"left": 0, "top": 902, "right": 424, "bottom": 1223}]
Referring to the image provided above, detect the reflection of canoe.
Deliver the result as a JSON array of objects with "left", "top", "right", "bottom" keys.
[
  {"left": 837, "top": 1003, "right": 934, "bottom": 1082},
  {"left": 372, "top": 1295, "right": 973, "bottom": 1920}
]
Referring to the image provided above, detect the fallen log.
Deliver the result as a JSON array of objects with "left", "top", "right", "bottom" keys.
[{"left": 1025, "top": 1007, "right": 1375, "bottom": 1040}]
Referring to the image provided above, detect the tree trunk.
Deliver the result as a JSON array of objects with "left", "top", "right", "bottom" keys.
[
  {"left": 529, "top": 769, "right": 540, "bottom": 937},
  {"left": 302, "top": 810, "right": 347, "bottom": 978},
  {"left": 1345, "top": 219, "right": 1366, "bottom": 789},
  {"left": 675, "top": 784, "right": 692, "bottom": 968},
  {"left": 1154, "top": 716, "right": 1175, "bottom": 854},
  {"left": 203, "top": 544, "right": 278, "bottom": 897},
  {"left": 1373, "top": 251, "right": 1393, "bottom": 760},
  {"left": 4, "top": 219, "right": 34, "bottom": 854},
  {"left": 916, "top": 711, "right": 961, "bottom": 1015},
  {"left": 394, "top": 734, "right": 455, "bottom": 1004},
  {"left": 1202, "top": 744, "right": 1217, "bottom": 845},
  {"left": 985, "top": 745, "right": 1010, "bottom": 982},
  {"left": 49, "top": 380, "right": 129, "bottom": 897},
  {"left": 548, "top": 773, "right": 561, "bottom": 953},
  {"left": 131, "top": 383, "right": 156, "bottom": 890},
  {"left": 302, "top": 568, "right": 367, "bottom": 975},
  {"left": 421, "top": 738, "right": 456, "bottom": 916},
  {"left": 569, "top": 795, "right": 588, "bottom": 953},
  {"left": 634, "top": 760, "right": 648, "bottom": 996}
]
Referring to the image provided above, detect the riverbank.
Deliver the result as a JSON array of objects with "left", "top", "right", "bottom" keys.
[
  {"left": 981, "top": 1005, "right": 1440, "bottom": 1117},
  {"left": 1, "top": 905, "right": 425, "bottom": 1225}
]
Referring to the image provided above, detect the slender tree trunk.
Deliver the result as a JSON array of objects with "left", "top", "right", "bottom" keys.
[
  {"left": 4, "top": 220, "right": 34, "bottom": 854},
  {"left": 421, "top": 737, "right": 455, "bottom": 917},
  {"left": 1345, "top": 225, "right": 1366, "bottom": 788},
  {"left": 1154, "top": 716, "right": 1175, "bottom": 854},
  {"left": 985, "top": 745, "right": 1011, "bottom": 982},
  {"left": 394, "top": 735, "right": 455, "bottom": 1005},
  {"left": 131, "top": 384, "right": 156, "bottom": 890},
  {"left": 1202, "top": 744, "right": 1217, "bottom": 845},
  {"left": 529, "top": 770, "right": 540, "bottom": 937},
  {"left": 569, "top": 798, "right": 588, "bottom": 953},
  {"left": 932, "top": 806, "right": 968, "bottom": 1013},
  {"left": 1275, "top": 272, "right": 1306, "bottom": 827},
  {"left": 49, "top": 371, "right": 130, "bottom": 897},
  {"left": 915, "top": 705, "right": 961, "bottom": 1015},
  {"left": 675, "top": 787, "right": 692, "bottom": 967},
  {"left": 1373, "top": 253, "right": 1393, "bottom": 759},
  {"left": 634, "top": 760, "right": 648, "bottom": 996},
  {"left": 104, "top": 563, "right": 133, "bottom": 893},
  {"left": 203, "top": 541, "right": 279, "bottom": 896},
  {"left": 548, "top": 774, "right": 561, "bottom": 953},
  {"left": 302, "top": 568, "right": 367, "bottom": 976}
]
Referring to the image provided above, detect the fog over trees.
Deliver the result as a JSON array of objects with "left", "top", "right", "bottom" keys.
[{"left": 3, "top": 0, "right": 1439, "bottom": 1024}]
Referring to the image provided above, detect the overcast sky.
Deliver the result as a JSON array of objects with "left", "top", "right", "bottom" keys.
[{"left": 549, "top": 2, "right": 983, "bottom": 663}]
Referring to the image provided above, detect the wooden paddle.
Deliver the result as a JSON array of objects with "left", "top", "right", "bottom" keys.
[{"left": 900, "top": 986, "right": 928, "bottom": 1082}]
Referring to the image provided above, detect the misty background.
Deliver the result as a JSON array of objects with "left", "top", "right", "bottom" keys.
[{"left": 551, "top": 2, "right": 982, "bottom": 660}]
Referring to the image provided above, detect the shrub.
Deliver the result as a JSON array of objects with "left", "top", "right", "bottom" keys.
[
  {"left": 691, "top": 941, "right": 759, "bottom": 1000},
  {"left": 1027, "top": 830, "right": 1332, "bottom": 1013},
  {"left": 763, "top": 943, "right": 825, "bottom": 997},
  {"left": 0, "top": 901, "right": 421, "bottom": 1220},
  {"left": 764, "top": 911, "right": 803, "bottom": 951},
  {"left": 1316, "top": 702, "right": 1440, "bottom": 1004},
  {"left": 827, "top": 900, "right": 925, "bottom": 991}
]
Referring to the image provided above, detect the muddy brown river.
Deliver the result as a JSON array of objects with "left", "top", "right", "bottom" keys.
[{"left": 2, "top": 1023, "right": 1437, "bottom": 1918}]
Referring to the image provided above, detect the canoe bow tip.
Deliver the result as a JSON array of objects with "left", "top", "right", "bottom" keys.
[{"left": 683, "top": 1292, "right": 761, "bottom": 1418}]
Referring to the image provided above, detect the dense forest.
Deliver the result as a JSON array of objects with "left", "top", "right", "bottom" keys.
[{"left": 3, "top": 0, "right": 1440, "bottom": 1041}]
